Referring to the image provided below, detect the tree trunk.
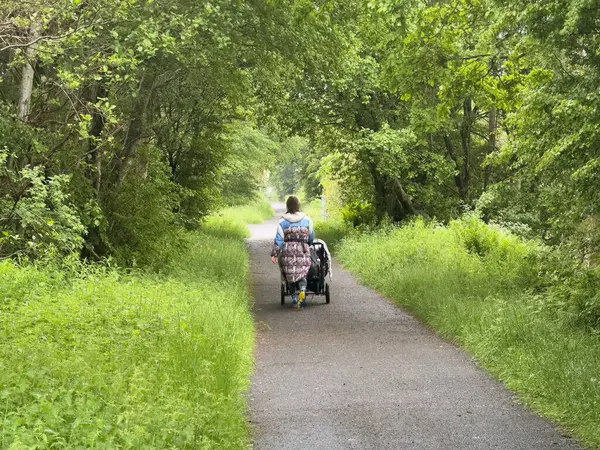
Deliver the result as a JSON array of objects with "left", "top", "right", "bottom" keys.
[
  {"left": 16, "top": 21, "right": 41, "bottom": 122},
  {"left": 87, "top": 83, "right": 107, "bottom": 197},
  {"left": 484, "top": 106, "right": 497, "bottom": 191},
  {"left": 369, "top": 162, "right": 388, "bottom": 223},
  {"left": 8, "top": 21, "right": 40, "bottom": 171},
  {"left": 459, "top": 98, "right": 473, "bottom": 201},
  {"left": 116, "top": 71, "right": 156, "bottom": 188},
  {"left": 393, "top": 178, "right": 416, "bottom": 216},
  {"left": 444, "top": 134, "right": 466, "bottom": 197}
]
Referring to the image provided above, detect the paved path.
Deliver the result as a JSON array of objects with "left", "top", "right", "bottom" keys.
[{"left": 247, "top": 207, "right": 582, "bottom": 450}]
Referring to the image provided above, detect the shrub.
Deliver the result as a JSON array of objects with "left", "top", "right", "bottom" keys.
[
  {"left": 315, "top": 220, "right": 353, "bottom": 252},
  {"left": 341, "top": 201, "right": 376, "bottom": 226},
  {"left": 1, "top": 151, "right": 86, "bottom": 259},
  {"left": 549, "top": 267, "right": 600, "bottom": 331},
  {"left": 449, "top": 215, "right": 540, "bottom": 287},
  {"left": 105, "top": 148, "right": 179, "bottom": 269}
]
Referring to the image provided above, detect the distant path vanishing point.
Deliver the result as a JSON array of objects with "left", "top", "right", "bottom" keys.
[{"left": 247, "top": 205, "right": 582, "bottom": 450}]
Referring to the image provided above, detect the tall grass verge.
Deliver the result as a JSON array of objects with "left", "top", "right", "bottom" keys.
[
  {"left": 336, "top": 217, "right": 600, "bottom": 449},
  {"left": 1, "top": 226, "right": 255, "bottom": 448},
  {"left": 202, "top": 198, "right": 274, "bottom": 238}
]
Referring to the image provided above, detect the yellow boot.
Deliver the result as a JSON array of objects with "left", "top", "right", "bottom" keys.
[{"left": 298, "top": 290, "right": 306, "bottom": 310}]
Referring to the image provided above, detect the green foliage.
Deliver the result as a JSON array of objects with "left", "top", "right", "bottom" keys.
[
  {"left": 3, "top": 0, "right": 599, "bottom": 274},
  {"left": 0, "top": 151, "right": 86, "bottom": 259},
  {"left": 341, "top": 201, "right": 376, "bottom": 227},
  {"left": 105, "top": 148, "right": 178, "bottom": 269},
  {"left": 268, "top": 136, "right": 319, "bottom": 201},
  {"left": 317, "top": 149, "right": 375, "bottom": 215},
  {"left": 335, "top": 217, "right": 600, "bottom": 448},
  {"left": 219, "top": 123, "right": 279, "bottom": 206},
  {"left": 1, "top": 0, "right": 344, "bottom": 264},
  {"left": 448, "top": 214, "right": 537, "bottom": 282},
  {"left": 300, "top": 198, "right": 323, "bottom": 222},
  {"left": 0, "top": 227, "right": 254, "bottom": 448},
  {"left": 470, "top": 0, "right": 600, "bottom": 253},
  {"left": 339, "top": 217, "right": 539, "bottom": 304},
  {"left": 4, "top": 0, "right": 600, "bottom": 444},
  {"left": 552, "top": 268, "right": 600, "bottom": 331},
  {"left": 541, "top": 259, "right": 600, "bottom": 333}
]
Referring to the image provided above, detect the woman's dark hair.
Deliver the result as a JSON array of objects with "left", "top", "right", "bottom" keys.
[{"left": 286, "top": 195, "right": 301, "bottom": 214}]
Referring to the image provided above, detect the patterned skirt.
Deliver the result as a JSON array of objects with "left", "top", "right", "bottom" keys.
[{"left": 277, "top": 241, "right": 311, "bottom": 284}]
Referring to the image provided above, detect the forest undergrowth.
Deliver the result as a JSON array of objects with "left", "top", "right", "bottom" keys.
[
  {"left": 0, "top": 200, "right": 273, "bottom": 449},
  {"left": 317, "top": 217, "right": 600, "bottom": 449}
]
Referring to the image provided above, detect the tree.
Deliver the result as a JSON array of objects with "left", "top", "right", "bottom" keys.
[{"left": 0, "top": 0, "right": 365, "bottom": 260}]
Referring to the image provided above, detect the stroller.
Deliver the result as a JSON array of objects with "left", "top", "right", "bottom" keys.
[{"left": 280, "top": 239, "right": 332, "bottom": 305}]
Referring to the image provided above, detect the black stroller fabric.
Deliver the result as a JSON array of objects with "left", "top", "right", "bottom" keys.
[{"left": 307, "top": 247, "right": 320, "bottom": 279}]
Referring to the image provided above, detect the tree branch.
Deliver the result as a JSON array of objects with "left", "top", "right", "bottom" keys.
[{"left": 0, "top": 18, "right": 112, "bottom": 53}]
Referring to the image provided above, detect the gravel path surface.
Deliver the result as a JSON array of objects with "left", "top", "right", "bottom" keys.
[{"left": 247, "top": 206, "right": 582, "bottom": 450}]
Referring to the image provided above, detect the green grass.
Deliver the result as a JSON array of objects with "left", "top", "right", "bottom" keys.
[
  {"left": 202, "top": 198, "right": 274, "bottom": 238},
  {"left": 1, "top": 226, "right": 255, "bottom": 448},
  {"left": 335, "top": 217, "right": 600, "bottom": 449}
]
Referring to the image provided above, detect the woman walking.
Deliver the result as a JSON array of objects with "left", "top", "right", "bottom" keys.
[{"left": 271, "top": 196, "right": 315, "bottom": 308}]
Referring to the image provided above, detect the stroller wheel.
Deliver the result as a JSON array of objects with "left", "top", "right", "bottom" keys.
[
  {"left": 280, "top": 284, "right": 285, "bottom": 305},
  {"left": 325, "top": 283, "right": 331, "bottom": 304}
]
